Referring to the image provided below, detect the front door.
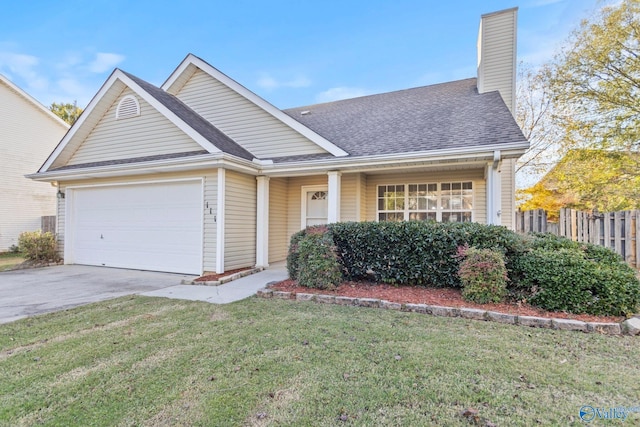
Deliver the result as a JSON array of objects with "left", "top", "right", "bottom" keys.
[{"left": 305, "top": 189, "right": 328, "bottom": 227}]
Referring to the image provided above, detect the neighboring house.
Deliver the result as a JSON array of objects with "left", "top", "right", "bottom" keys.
[
  {"left": 29, "top": 8, "right": 528, "bottom": 275},
  {"left": 0, "top": 74, "right": 70, "bottom": 251}
]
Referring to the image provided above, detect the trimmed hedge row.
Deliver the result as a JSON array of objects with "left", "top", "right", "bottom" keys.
[
  {"left": 329, "top": 221, "right": 527, "bottom": 288},
  {"left": 286, "top": 221, "right": 640, "bottom": 317}
]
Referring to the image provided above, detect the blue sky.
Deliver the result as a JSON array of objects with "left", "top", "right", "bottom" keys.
[{"left": 1, "top": 0, "right": 611, "bottom": 110}]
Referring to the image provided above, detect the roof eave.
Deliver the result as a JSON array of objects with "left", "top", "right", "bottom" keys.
[
  {"left": 262, "top": 141, "right": 529, "bottom": 176},
  {"left": 28, "top": 152, "right": 259, "bottom": 182}
]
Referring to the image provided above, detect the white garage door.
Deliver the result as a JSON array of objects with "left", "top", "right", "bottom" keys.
[{"left": 67, "top": 180, "right": 202, "bottom": 274}]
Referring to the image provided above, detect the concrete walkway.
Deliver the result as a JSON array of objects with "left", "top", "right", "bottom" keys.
[{"left": 140, "top": 263, "right": 288, "bottom": 304}]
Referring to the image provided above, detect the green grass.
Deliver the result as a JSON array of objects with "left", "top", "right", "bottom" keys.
[
  {"left": 0, "top": 252, "right": 24, "bottom": 272},
  {"left": 0, "top": 296, "right": 638, "bottom": 426}
]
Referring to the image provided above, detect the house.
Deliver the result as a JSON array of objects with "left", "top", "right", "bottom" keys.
[
  {"left": 29, "top": 8, "right": 528, "bottom": 275},
  {"left": 0, "top": 74, "right": 70, "bottom": 251}
]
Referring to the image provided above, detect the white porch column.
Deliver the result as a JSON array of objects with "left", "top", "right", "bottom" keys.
[
  {"left": 256, "top": 176, "right": 270, "bottom": 268},
  {"left": 327, "top": 171, "right": 342, "bottom": 223},
  {"left": 216, "top": 168, "right": 226, "bottom": 274},
  {"left": 486, "top": 151, "right": 502, "bottom": 225}
]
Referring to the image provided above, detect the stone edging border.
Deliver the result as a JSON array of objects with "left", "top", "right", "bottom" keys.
[
  {"left": 181, "top": 267, "right": 264, "bottom": 286},
  {"left": 255, "top": 288, "right": 640, "bottom": 336}
]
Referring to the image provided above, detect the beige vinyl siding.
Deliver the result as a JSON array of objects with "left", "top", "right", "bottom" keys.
[
  {"left": 269, "top": 177, "right": 289, "bottom": 263},
  {"left": 365, "top": 170, "right": 486, "bottom": 223},
  {"left": 56, "top": 190, "right": 66, "bottom": 257},
  {"left": 66, "top": 88, "right": 204, "bottom": 166},
  {"left": 500, "top": 158, "right": 516, "bottom": 229},
  {"left": 286, "top": 175, "right": 328, "bottom": 237},
  {"left": 224, "top": 170, "right": 256, "bottom": 270},
  {"left": 174, "top": 70, "right": 327, "bottom": 158},
  {"left": 203, "top": 173, "right": 218, "bottom": 272},
  {"left": 340, "top": 173, "right": 359, "bottom": 222},
  {"left": 0, "top": 80, "right": 68, "bottom": 249},
  {"left": 477, "top": 8, "right": 517, "bottom": 114},
  {"left": 359, "top": 174, "right": 367, "bottom": 221}
]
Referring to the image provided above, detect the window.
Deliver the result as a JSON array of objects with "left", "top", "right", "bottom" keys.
[{"left": 377, "top": 182, "right": 473, "bottom": 222}]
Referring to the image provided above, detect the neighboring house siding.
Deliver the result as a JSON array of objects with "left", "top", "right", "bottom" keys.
[
  {"left": 174, "top": 70, "right": 327, "bottom": 158},
  {"left": 224, "top": 170, "right": 256, "bottom": 270},
  {"left": 477, "top": 9, "right": 517, "bottom": 114},
  {"left": 66, "top": 88, "right": 203, "bottom": 166},
  {"left": 269, "top": 177, "right": 289, "bottom": 263},
  {"left": 0, "top": 81, "right": 68, "bottom": 250},
  {"left": 500, "top": 158, "right": 516, "bottom": 229},
  {"left": 203, "top": 172, "right": 217, "bottom": 272},
  {"left": 365, "top": 170, "right": 487, "bottom": 224}
]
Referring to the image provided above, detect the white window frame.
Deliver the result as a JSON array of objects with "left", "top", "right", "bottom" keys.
[{"left": 377, "top": 181, "right": 474, "bottom": 223}]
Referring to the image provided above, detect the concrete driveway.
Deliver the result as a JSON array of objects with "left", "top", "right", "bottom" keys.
[{"left": 0, "top": 265, "right": 195, "bottom": 324}]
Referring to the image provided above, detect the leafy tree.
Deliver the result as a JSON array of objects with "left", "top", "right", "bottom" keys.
[
  {"left": 547, "top": 0, "right": 640, "bottom": 150},
  {"left": 518, "top": 150, "right": 640, "bottom": 217},
  {"left": 49, "top": 101, "right": 83, "bottom": 125}
]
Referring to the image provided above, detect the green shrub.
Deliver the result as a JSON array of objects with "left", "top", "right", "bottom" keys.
[
  {"left": 529, "top": 232, "right": 624, "bottom": 265},
  {"left": 330, "top": 221, "right": 527, "bottom": 288},
  {"left": 286, "top": 229, "right": 307, "bottom": 280},
  {"left": 458, "top": 247, "right": 508, "bottom": 304},
  {"left": 518, "top": 248, "right": 640, "bottom": 316},
  {"left": 18, "top": 231, "right": 58, "bottom": 261},
  {"left": 296, "top": 227, "right": 342, "bottom": 290}
]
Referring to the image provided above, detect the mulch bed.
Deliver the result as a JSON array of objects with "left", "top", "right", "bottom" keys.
[
  {"left": 269, "top": 280, "right": 625, "bottom": 324},
  {"left": 194, "top": 267, "right": 253, "bottom": 282}
]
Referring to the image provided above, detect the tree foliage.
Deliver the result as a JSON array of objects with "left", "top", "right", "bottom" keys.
[
  {"left": 518, "top": 150, "right": 640, "bottom": 217},
  {"left": 548, "top": 0, "right": 640, "bottom": 150},
  {"left": 49, "top": 102, "right": 83, "bottom": 125}
]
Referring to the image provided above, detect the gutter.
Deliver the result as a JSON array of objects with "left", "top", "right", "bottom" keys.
[{"left": 28, "top": 141, "right": 528, "bottom": 182}]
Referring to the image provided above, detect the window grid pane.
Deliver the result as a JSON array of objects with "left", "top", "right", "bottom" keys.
[{"left": 378, "top": 182, "right": 472, "bottom": 223}]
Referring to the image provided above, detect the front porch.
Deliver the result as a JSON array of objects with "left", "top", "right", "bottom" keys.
[{"left": 255, "top": 159, "right": 515, "bottom": 267}]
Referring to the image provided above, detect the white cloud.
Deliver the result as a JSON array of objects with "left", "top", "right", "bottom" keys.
[
  {"left": 88, "top": 52, "right": 125, "bottom": 73},
  {"left": 256, "top": 72, "right": 311, "bottom": 90},
  {"left": 315, "top": 87, "right": 370, "bottom": 103},
  {"left": 0, "top": 51, "right": 48, "bottom": 90}
]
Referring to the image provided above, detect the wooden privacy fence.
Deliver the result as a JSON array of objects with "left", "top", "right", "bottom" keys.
[
  {"left": 41, "top": 216, "right": 56, "bottom": 234},
  {"left": 516, "top": 208, "right": 640, "bottom": 269}
]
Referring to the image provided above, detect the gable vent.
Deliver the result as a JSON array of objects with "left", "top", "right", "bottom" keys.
[{"left": 116, "top": 95, "right": 140, "bottom": 120}]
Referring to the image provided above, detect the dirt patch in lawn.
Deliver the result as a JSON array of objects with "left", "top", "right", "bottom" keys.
[{"left": 269, "top": 280, "right": 625, "bottom": 324}]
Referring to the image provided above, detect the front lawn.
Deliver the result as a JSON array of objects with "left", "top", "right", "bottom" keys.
[
  {"left": 0, "top": 252, "right": 25, "bottom": 272},
  {"left": 1, "top": 296, "right": 638, "bottom": 426}
]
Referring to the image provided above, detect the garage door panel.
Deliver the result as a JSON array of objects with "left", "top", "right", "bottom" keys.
[{"left": 69, "top": 181, "right": 202, "bottom": 274}]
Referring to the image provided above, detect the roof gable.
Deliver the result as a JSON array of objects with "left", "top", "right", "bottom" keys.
[
  {"left": 41, "top": 70, "right": 253, "bottom": 172},
  {"left": 163, "top": 54, "right": 348, "bottom": 158},
  {"left": 0, "top": 74, "right": 69, "bottom": 130},
  {"left": 60, "top": 87, "right": 207, "bottom": 168}
]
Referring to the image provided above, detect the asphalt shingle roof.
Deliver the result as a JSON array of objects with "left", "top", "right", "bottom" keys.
[
  {"left": 122, "top": 71, "right": 255, "bottom": 161},
  {"left": 282, "top": 78, "right": 527, "bottom": 159}
]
